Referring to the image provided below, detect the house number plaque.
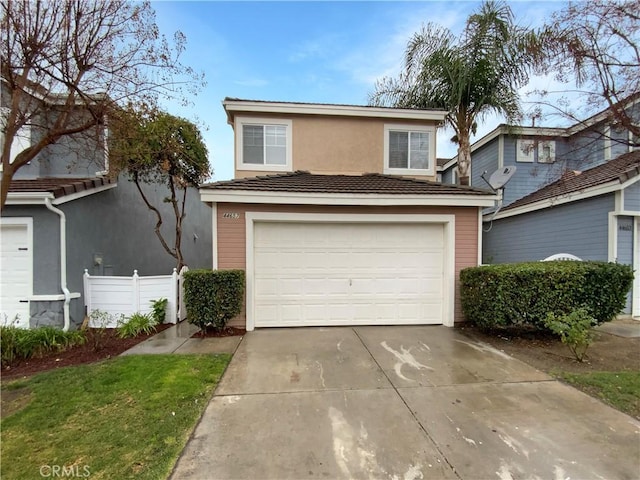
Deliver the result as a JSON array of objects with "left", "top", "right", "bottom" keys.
[{"left": 223, "top": 213, "right": 240, "bottom": 219}]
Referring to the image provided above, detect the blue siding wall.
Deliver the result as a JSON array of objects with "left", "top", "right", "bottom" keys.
[
  {"left": 470, "top": 141, "right": 499, "bottom": 188},
  {"left": 483, "top": 194, "right": 614, "bottom": 264},
  {"left": 624, "top": 181, "right": 640, "bottom": 211},
  {"left": 567, "top": 126, "right": 607, "bottom": 171},
  {"left": 502, "top": 137, "right": 565, "bottom": 206},
  {"left": 616, "top": 216, "right": 634, "bottom": 313}
]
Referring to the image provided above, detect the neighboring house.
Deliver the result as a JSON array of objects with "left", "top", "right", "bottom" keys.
[
  {"left": 199, "top": 98, "right": 497, "bottom": 331},
  {"left": 438, "top": 97, "right": 640, "bottom": 318},
  {"left": 1, "top": 98, "right": 213, "bottom": 329}
]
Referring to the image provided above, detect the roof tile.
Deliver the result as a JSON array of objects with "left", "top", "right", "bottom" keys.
[
  {"left": 9, "top": 177, "right": 115, "bottom": 198},
  {"left": 201, "top": 171, "right": 493, "bottom": 196},
  {"left": 503, "top": 151, "right": 640, "bottom": 211}
]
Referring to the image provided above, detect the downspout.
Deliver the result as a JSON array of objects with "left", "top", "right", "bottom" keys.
[{"left": 45, "top": 198, "right": 71, "bottom": 331}]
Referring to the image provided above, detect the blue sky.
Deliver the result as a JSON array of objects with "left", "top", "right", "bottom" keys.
[{"left": 151, "top": 1, "right": 569, "bottom": 181}]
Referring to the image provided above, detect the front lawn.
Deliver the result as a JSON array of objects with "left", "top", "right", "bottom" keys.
[
  {"left": 556, "top": 371, "right": 640, "bottom": 419},
  {"left": 1, "top": 354, "right": 230, "bottom": 479}
]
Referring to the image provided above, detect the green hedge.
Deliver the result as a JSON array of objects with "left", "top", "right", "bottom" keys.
[
  {"left": 183, "top": 269, "right": 245, "bottom": 330},
  {"left": 460, "top": 261, "right": 634, "bottom": 330}
]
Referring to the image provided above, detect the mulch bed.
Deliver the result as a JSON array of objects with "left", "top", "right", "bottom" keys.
[
  {"left": 191, "top": 326, "right": 246, "bottom": 338},
  {"left": 1, "top": 324, "right": 172, "bottom": 381}
]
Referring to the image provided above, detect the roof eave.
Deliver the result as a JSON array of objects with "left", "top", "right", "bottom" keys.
[
  {"left": 222, "top": 99, "right": 448, "bottom": 122},
  {"left": 486, "top": 175, "right": 639, "bottom": 220},
  {"left": 200, "top": 189, "right": 497, "bottom": 207}
]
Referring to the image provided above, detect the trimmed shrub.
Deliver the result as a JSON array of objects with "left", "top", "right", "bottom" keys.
[
  {"left": 183, "top": 269, "right": 245, "bottom": 331},
  {"left": 460, "top": 261, "right": 633, "bottom": 330}
]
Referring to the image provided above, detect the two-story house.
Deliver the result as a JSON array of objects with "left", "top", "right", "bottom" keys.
[
  {"left": 199, "top": 98, "right": 497, "bottom": 331},
  {"left": 439, "top": 98, "right": 640, "bottom": 318},
  {"left": 1, "top": 85, "right": 213, "bottom": 330}
]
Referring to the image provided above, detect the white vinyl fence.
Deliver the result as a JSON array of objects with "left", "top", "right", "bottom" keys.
[{"left": 83, "top": 268, "right": 187, "bottom": 327}]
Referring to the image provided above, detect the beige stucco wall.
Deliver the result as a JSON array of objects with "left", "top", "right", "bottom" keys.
[
  {"left": 233, "top": 114, "right": 438, "bottom": 180},
  {"left": 216, "top": 203, "right": 479, "bottom": 327}
]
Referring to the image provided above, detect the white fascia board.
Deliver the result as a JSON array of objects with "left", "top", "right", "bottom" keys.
[
  {"left": 487, "top": 177, "right": 639, "bottom": 220},
  {"left": 52, "top": 182, "right": 117, "bottom": 205},
  {"left": 200, "top": 189, "right": 497, "bottom": 207},
  {"left": 223, "top": 100, "right": 448, "bottom": 122},
  {"left": 5, "top": 192, "right": 54, "bottom": 205}
]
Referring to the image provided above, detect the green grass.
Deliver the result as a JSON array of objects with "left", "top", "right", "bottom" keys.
[
  {"left": 557, "top": 371, "right": 640, "bottom": 419},
  {"left": 1, "top": 354, "right": 230, "bottom": 479}
]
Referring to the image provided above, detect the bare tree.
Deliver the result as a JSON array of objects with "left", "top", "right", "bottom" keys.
[
  {"left": 537, "top": 0, "right": 640, "bottom": 142},
  {"left": 109, "top": 107, "right": 210, "bottom": 270},
  {"left": 0, "top": 0, "right": 204, "bottom": 209}
]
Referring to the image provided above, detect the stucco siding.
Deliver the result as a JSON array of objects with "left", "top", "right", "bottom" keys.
[
  {"left": 233, "top": 114, "right": 438, "bottom": 181},
  {"left": 483, "top": 194, "right": 614, "bottom": 264},
  {"left": 216, "top": 203, "right": 479, "bottom": 326}
]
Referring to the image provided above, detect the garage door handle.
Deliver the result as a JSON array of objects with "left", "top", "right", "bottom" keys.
[
  {"left": 19, "top": 300, "right": 29, "bottom": 303},
  {"left": 18, "top": 248, "right": 28, "bottom": 251}
]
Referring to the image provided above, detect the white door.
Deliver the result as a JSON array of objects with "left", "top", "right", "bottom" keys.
[
  {"left": 634, "top": 219, "right": 639, "bottom": 319},
  {"left": 253, "top": 222, "right": 445, "bottom": 327},
  {"left": 0, "top": 219, "right": 32, "bottom": 328}
]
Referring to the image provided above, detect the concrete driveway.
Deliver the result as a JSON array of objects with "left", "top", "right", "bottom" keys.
[{"left": 171, "top": 326, "right": 640, "bottom": 480}]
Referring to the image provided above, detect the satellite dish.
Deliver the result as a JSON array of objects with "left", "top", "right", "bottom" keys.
[{"left": 482, "top": 166, "right": 517, "bottom": 191}]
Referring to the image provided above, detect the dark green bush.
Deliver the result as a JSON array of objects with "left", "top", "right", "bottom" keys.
[
  {"left": 460, "top": 261, "right": 634, "bottom": 330},
  {"left": 183, "top": 269, "right": 245, "bottom": 331}
]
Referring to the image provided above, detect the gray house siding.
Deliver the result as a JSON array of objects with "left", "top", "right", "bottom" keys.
[
  {"left": 483, "top": 193, "right": 614, "bottom": 264},
  {"left": 470, "top": 141, "right": 499, "bottom": 188},
  {"left": 616, "top": 216, "right": 634, "bottom": 313},
  {"left": 2, "top": 175, "right": 213, "bottom": 329},
  {"left": 624, "top": 181, "right": 640, "bottom": 211},
  {"left": 441, "top": 165, "right": 456, "bottom": 184}
]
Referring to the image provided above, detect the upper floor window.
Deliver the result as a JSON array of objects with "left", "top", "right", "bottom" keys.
[
  {"left": 0, "top": 107, "right": 31, "bottom": 164},
  {"left": 537, "top": 140, "right": 556, "bottom": 163},
  {"left": 384, "top": 124, "right": 434, "bottom": 175},
  {"left": 236, "top": 117, "right": 292, "bottom": 171},
  {"left": 516, "top": 139, "right": 535, "bottom": 163}
]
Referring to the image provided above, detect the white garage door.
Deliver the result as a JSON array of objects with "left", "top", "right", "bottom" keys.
[
  {"left": 0, "top": 220, "right": 32, "bottom": 328},
  {"left": 253, "top": 222, "right": 445, "bottom": 327}
]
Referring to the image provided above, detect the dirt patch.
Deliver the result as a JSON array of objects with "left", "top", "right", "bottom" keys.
[
  {"left": 191, "top": 326, "right": 246, "bottom": 338},
  {"left": 1, "top": 324, "right": 171, "bottom": 381},
  {"left": 0, "top": 386, "right": 32, "bottom": 419},
  {"left": 458, "top": 324, "right": 640, "bottom": 374}
]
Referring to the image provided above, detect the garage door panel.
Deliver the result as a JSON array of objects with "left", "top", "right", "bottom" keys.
[
  {"left": 253, "top": 222, "right": 445, "bottom": 327},
  {"left": 0, "top": 222, "right": 32, "bottom": 328}
]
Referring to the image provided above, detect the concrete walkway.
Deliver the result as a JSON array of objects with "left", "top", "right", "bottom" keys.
[
  {"left": 121, "top": 322, "right": 242, "bottom": 355},
  {"left": 169, "top": 326, "right": 640, "bottom": 480}
]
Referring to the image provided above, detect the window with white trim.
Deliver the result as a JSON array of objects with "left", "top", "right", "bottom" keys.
[
  {"left": 384, "top": 124, "right": 434, "bottom": 175},
  {"left": 0, "top": 107, "right": 31, "bottom": 164},
  {"left": 516, "top": 139, "right": 535, "bottom": 162},
  {"left": 537, "top": 140, "right": 556, "bottom": 163},
  {"left": 236, "top": 117, "right": 292, "bottom": 171}
]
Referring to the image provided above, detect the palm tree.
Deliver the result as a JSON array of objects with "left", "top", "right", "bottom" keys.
[{"left": 370, "top": 1, "right": 545, "bottom": 185}]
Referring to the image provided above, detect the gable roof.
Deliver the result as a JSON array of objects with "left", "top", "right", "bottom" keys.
[
  {"left": 6, "top": 177, "right": 116, "bottom": 205},
  {"left": 200, "top": 171, "right": 496, "bottom": 208},
  {"left": 202, "top": 171, "right": 492, "bottom": 196},
  {"left": 496, "top": 150, "right": 640, "bottom": 216}
]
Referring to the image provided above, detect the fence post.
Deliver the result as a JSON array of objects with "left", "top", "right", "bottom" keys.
[
  {"left": 132, "top": 270, "right": 139, "bottom": 314},
  {"left": 178, "top": 266, "right": 189, "bottom": 321},
  {"left": 169, "top": 268, "right": 178, "bottom": 323},
  {"left": 83, "top": 269, "right": 91, "bottom": 313}
]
